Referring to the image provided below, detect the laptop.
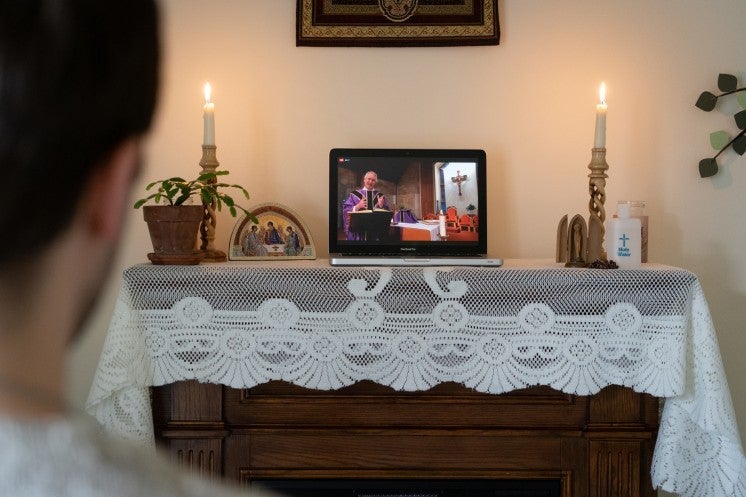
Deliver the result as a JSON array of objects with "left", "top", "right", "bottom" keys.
[{"left": 328, "top": 148, "right": 502, "bottom": 267}]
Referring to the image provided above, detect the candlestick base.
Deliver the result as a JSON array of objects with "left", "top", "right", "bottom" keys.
[
  {"left": 200, "top": 248, "right": 227, "bottom": 263},
  {"left": 556, "top": 147, "right": 610, "bottom": 265}
]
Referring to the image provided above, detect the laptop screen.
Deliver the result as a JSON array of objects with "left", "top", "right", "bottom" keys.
[{"left": 329, "top": 148, "right": 487, "bottom": 258}]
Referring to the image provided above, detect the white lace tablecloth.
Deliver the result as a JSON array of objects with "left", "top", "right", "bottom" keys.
[{"left": 86, "top": 260, "right": 745, "bottom": 497}]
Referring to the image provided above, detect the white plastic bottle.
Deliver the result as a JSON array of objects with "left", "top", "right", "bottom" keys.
[
  {"left": 605, "top": 202, "right": 641, "bottom": 268},
  {"left": 618, "top": 200, "right": 648, "bottom": 263}
]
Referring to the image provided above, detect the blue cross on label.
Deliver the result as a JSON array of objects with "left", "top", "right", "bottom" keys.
[{"left": 619, "top": 234, "right": 629, "bottom": 247}]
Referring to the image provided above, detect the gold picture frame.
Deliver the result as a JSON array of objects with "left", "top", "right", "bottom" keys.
[
  {"left": 296, "top": 0, "right": 500, "bottom": 47},
  {"left": 229, "top": 203, "right": 316, "bottom": 261}
]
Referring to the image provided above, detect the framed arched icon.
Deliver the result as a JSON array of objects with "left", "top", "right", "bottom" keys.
[{"left": 229, "top": 203, "right": 316, "bottom": 261}]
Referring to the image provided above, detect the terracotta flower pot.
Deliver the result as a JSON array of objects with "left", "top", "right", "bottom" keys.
[{"left": 143, "top": 205, "right": 205, "bottom": 265}]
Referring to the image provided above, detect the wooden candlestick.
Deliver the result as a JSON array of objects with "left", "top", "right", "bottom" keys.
[
  {"left": 587, "top": 147, "right": 609, "bottom": 262},
  {"left": 199, "top": 144, "right": 227, "bottom": 262},
  {"left": 556, "top": 146, "right": 610, "bottom": 266}
]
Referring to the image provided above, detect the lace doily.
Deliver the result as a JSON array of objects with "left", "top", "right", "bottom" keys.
[{"left": 86, "top": 262, "right": 745, "bottom": 497}]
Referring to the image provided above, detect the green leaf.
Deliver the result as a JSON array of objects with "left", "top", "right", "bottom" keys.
[
  {"left": 229, "top": 183, "right": 250, "bottom": 196},
  {"left": 710, "top": 130, "right": 730, "bottom": 150},
  {"left": 696, "top": 91, "right": 718, "bottom": 111},
  {"left": 735, "top": 110, "right": 746, "bottom": 130},
  {"left": 245, "top": 211, "right": 259, "bottom": 224},
  {"left": 718, "top": 73, "right": 738, "bottom": 92},
  {"left": 136, "top": 169, "right": 251, "bottom": 212},
  {"left": 738, "top": 90, "right": 746, "bottom": 109},
  {"left": 699, "top": 158, "right": 718, "bottom": 178},
  {"left": 203, "top": 187, "right": 218, "bottom": 200},
  {"left": 174, "top": 193, "right": 190, "bottom": 205},
  {"left": 732, "top": 134, "right": 746, "bottom": 155}
]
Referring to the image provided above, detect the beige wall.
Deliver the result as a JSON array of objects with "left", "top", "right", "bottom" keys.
[{"left": 69, "top": 0, "right": 746, "bottom": 458}]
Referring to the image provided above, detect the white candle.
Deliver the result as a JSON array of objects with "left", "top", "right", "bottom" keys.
[
  {"left": 593, "top": 82, "right": 607, "bottom": 148},
  {"left": 438, "top": 210, "right": 446, "bottom": 238},
  {"left": 203, "top": 82, "right": 215, "bottom": 146}
]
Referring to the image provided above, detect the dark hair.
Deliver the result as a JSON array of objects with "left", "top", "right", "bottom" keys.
[{"left": 0, "top": 0, "right": 159, "bottom": 267}]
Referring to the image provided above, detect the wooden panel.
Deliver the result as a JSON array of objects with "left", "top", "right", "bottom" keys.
[
  {"left": 588, "top": 385, "right": 659, "bottom": 427},
  {"left": 400, "top": 227, "right": 433, "bottom": 241},
  {"left": 168, "top": 437, "right": 223, "bottom": 480},
  {"left": 226, "top": 381, "right": 585, "bottom": 430},
  {"left": 153, "top": 380, "right": 658, "bottom": 497},
  {"left": 153, "top": 380, "right": 223, "bottom": 423},
  {"left": 589, "top": 440, "right": 652, "bottom": 497},
  {"left": 153, "top": 381, "right": 227, "bottom": 478},
  {"left": 237, "top": 468, "right": 568, "bottom": 497},
  {"left": 228, "top": 430, "right": 564, "bottom": 470},
  {"left": 561, "top": 438, "right": 589, "bottom": 497}
]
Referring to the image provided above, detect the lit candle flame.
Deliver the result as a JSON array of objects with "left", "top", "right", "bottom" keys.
[
  {"left": 203, "top": 82, "right": 212, "bottom": 104},
  {"left": 599, "top": 81, "right": 606, "bottom": 105}
]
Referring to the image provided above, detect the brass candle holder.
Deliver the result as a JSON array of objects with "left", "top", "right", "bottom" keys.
[
  {"left": 198, "top": 144, "right": 227, "bottom": 262},
  {"left": 556, "top": 147, "right": 609, "bottom": 266}
]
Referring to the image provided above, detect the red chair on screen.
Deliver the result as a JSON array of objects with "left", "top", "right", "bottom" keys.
[
  {"left": 459, "top": 214, "right": 475, "bottom": 232},
  {"left": 445, "top": 206, "right": 460, "bottom": 232}
]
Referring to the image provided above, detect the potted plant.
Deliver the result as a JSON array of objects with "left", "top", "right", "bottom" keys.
[{"left": 134, "top": 170, "right": 257, "bottom": 264}]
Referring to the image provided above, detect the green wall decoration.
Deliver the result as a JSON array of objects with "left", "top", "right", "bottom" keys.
[
  {"left": 694, "top": 74, "right": 746, "bottom": 178},
  {"left": 695, "top": 73, "right": 746, "bottom": 178}
]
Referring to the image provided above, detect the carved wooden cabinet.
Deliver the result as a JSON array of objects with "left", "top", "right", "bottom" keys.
[{"left": 152, "top": 380, "right": 658, "bottom": 496}]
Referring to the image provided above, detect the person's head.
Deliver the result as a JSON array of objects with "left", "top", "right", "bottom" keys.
[
  {"left": 363, "top": 171, "right": 378, "bottom": 190},
  {"left": 267, "top": 222, "right": 274, "bottom": 228},
  {"left": 286, "top": 226, "right": 293, "bottom": 233},
  {"left": 251, "top": 225, "right": 258, "bottom": 232},
  {"left": 0, "top": 0, "right": 160, "bottom": 275}
]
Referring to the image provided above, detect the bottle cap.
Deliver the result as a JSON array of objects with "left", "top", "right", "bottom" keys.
[
  {"left": 618, "top": 200, "right": 645, "bottom": 216},
  {"left": 617, "top": 202, "right": 631, "bottom": 218}
]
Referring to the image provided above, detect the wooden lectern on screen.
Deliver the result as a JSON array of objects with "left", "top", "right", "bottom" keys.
[{"left": 348, "top": 210, "right": 393, "bottom": 241}]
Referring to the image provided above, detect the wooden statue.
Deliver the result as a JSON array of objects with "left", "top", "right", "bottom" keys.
[
  {"left": 556, "top": 215, "right": 568, "bottom": 263},
  {"left": 566, "top": 215, "right": 588, "bottom": 267},
  {"left": 556, "top": 214, "right": 589, "bottom": 267}
]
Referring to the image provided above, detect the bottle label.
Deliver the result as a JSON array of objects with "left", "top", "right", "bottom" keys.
[{"left": 617, "top": 234, "right": 631, "bottom": 258}]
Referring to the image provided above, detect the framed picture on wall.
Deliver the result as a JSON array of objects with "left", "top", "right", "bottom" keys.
[
  {"left": 296, "top": 0, "right": 500, "bottom": 47},
  {"left": 229, "top": 203, "right": 316, "bottom": 261}
]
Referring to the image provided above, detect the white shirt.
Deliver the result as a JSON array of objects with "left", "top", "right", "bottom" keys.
[{"left": 0, "top": 412, "right": 276, "bottom": 497}]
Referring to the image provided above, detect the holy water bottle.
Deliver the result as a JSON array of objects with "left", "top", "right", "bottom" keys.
[
  {"left": 606, "top": 202, "right": 641, "bottom": 268},
  {"left": 618, "top": 200, "right": 648, "bottom": 262}
]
